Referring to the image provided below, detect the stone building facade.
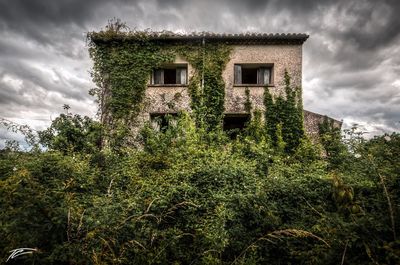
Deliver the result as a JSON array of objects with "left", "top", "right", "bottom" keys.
[
  {"left": 95, "top": 32, "right": 341, "bottom": 138},
  {"left": 141, "top": 32, "right": 340, "bottom": 137}
]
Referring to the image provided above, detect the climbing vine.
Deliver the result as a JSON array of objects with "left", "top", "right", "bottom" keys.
[
  {"left": 244, "top": 87, "right": 252, "bottom": 114},
  {"left": 175, "top": 43, "right": 231, "bottom": 130},
  {"left": 88, "top": 22, "right": 177, "bottom": 148},
  {"left": 264, "top": 70, "right": 305, "bottom": 153},
  {"left": 88, "top": 24, "right": 174, "bottom": 124},
  {"left": 89, "top": 21, "right": 306, "bottom": 152},
  {"left": 319, "top": 116, "right": 347, "bottom": 169},
  {"left": 88, "top": 21, "right": 232, "bottom": 148}
]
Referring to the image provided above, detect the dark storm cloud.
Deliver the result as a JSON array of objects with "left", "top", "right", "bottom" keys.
[
  {"left": 0, "top": 0, "right": 399, "bottom": 148},
  {"left": 256, "top": 0, "right": 400, "bottom": 50},
  {"left": 0, "top": 0, "right": 110, "bottom": 44},
  {"left": 0, "top": 0, "right": 99, "bottom": 25},
  {"left": 337, "top": 0, "right": 400, "bottom": 50},
  {"left": 0, "top": 78, "right": 24, "bottom": 106}
]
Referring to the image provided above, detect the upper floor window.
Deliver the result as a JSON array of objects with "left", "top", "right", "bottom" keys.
[
  {"left": 152, "top": 64, "right": 187, "bottom": 85},
  {"left": 234, "top": 64, "right": 272, "bottom": 85}
]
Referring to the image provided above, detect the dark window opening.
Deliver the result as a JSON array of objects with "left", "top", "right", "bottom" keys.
[
  {"left": 223, "top": 114, "right": 251, "bottom": 139},
  {"left": 164, "top": 69, "right": 177, "bottom": 84},
  {"left": 150, "top": 113, "right": 178, "bottom": 132},
  {"left": 242, "top": 68, "right": 258, "bottom": 84},
  {"left": 234, "top": 64, "right": 272, "bottom": 85},
  {"left": 152, "top": 65, "right": 187, "bottom": 85}
]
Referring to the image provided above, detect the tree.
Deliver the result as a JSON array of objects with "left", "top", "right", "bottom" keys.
[{"left": 39, "top": 113, "right": 102, "bottom": 154}]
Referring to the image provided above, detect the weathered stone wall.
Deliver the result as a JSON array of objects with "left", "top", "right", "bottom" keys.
[
  {"left": 142, "top": 44, "right": 303, "bottom": 116},
  {"left": 144, "top": 86, "right": 191, "bottom": 114},
  {"left": 303, "top": 110, "right": 342, "bottom": 143},
  {"left": 223, "top": 44, "right": 302, "bottom": 113},
  {"left": 137, "top": 44, "right": 342, "bottom": 138},
  {"left": 143, "top": 55, "right": 193, "bottom": 115}
]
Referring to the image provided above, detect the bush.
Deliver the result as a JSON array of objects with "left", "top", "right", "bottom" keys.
[{"left": 1, "top": 114, "right": 399, "bottom": 264}]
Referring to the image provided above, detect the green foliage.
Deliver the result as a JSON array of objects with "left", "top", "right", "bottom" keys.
[
  {"left": 319, "top": 116, "right": 349, "bottom": 170},
  {"left": 243, "top": 110, "right": 267, "bottom": 143},
  {"left": 38, "top": 113, "right": 102, "bottom": 154},
  {"left": 175, "top": 42, "right": 231, "bottom": 131},
  {"left": 2, "top": 21, "right": 398, "bottom": 264},
  {"left": 0, "top": 152, "right": 97, "bottom": 264},
  {"left": 88, "top": 21, "right": 231, "bottom": 149},
  {"left": 264, "top": 70, "right": 305, "bottom": 153},
  {"left": 2, "top": 111, "right": 399, "bottom": 264},
  {"left": 244, "top": 87, "right": 252, "bottom": 113}
]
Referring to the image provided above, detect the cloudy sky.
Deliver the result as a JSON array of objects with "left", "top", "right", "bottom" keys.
[{"left": 1, "top": 0, "right": 399, "bottom": 148}]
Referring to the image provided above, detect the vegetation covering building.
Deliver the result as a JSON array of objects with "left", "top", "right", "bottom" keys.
[{"left": 88, "top": 29, "right": 341, "bottom": 143}]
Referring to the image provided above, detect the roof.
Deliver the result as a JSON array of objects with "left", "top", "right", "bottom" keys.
[{"left": 89, "top": 31, "right": 309, "bottom": 45}]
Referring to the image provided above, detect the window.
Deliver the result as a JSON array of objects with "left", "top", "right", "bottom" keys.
[
  {"left": 150, "top": 113, "right": 178, "bottom": 132},
  {"left": 223, "top": 114, "right": 251, "bottom": 139},
  {"left": 234, "top": 64, "right": 272, "bottom": 85},
  {"left": 152, "top": 65, "right": 187, "bottom": 85}
]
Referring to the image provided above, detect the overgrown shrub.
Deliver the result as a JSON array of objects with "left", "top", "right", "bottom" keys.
[{"left": 1, "top": 112, "right": 399, "bottom": 264}]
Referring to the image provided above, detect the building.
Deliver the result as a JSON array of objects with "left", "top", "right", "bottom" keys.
[{"left": 89, "top": 31, "right": 341, "bottom": 140}]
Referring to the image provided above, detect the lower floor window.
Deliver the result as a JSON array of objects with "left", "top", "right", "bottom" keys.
[
  {"left": 223, "top": 114, "right": 251, "bottom": 138},
  {"left": 150, "top": 113, "right": 178, "bottom": 132}
]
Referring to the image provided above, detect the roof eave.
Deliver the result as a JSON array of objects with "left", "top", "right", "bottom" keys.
[{"left": 89, "top": 32, "right": 309, "bottom": 45}]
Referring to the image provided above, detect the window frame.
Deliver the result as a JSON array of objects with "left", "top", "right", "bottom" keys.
[
  {"left": 233, "top": 64, "right": 273, "bottom": 86},
  {"left": 150, "top": 64, "right": 188, "bottom": 86}
]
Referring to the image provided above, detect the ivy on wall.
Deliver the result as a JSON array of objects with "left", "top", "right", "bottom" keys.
[
  {"left": 88, "top": 21, "right": 305, "bottom": 153},
  {"left": 318, "top": 116, "right": 346, "bottom": 169},
  {"left": 88, "top": 23, "right": 176, "bottom": 148},
  {"left": 88, "top": 25, "right": 175, "bottom": 123},
  {"left": 88, "top": 22, "right": 232, "bottom": 146},
  {"left": 244, "top": 87, "right": 252, "bottom": 114},
  {"left": 264, "top": 70, "right": 305, "bottom": 153},
  {"left": 175, "top": 43, "right": 232, "bottom": 131}
]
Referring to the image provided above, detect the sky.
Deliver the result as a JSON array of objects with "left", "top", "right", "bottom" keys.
[{"left": 0, "top": 0, "right": 399, "bottom": 148}]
